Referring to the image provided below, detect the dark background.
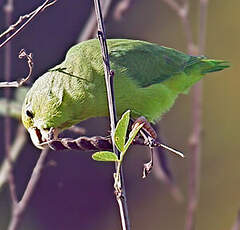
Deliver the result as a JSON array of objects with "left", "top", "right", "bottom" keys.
[{"left": 0, "top": 0, "right": 239, "bottom": 229}]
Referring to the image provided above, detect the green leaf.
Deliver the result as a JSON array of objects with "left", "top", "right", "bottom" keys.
[
  {"left": 123, "top": 122, "right": 144, "bottom": 154},
  {"left": 92, "top": 151, "right": 118, "bottom": 162},
  {"left": 114, "top": 110, "right": 130, "bottom": 152}
]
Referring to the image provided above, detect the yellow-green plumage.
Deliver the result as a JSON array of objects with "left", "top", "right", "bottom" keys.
[{"left": 22, "top": 39, "right": 229, "bottom": 136}]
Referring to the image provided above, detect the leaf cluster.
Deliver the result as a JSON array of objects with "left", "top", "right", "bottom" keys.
[{"left": 92, "top": 110, "right": 143, "bottom": 162}]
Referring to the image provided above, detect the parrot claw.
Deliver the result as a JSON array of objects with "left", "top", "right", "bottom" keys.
[
  {"left": 142, "top": 160, "right": 153, "bottom": 179},
  {"left": 142, "top": 147, "right": 154, "bottom": 179}
]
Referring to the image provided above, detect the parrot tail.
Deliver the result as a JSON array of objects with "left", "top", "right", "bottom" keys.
[{"left": 200, "top": 59, "right": 230, "bottom": 74}]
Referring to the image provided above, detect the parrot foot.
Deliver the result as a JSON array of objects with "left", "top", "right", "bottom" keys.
[{"left": 132, "top": 116, "right": 157, "bottom": 140}]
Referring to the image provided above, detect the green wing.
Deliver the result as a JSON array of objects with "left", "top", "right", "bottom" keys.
[
  {"left": 107, "top": 39, "right": 229, "bottom": 87},
  {"left": 108, "top": 39, "right": 193, "bottom": 87}
]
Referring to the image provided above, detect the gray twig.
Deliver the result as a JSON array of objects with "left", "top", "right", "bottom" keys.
[
  {"left": 161, "top": 0, "right": 208, "bottom": 229},
  {"left": 4, "top": 0, "right": 18, "bottom": 209},
  {"left": 7, "top": 148, "right": 50, "bottom": 230},
  {"left": 93, "top": 0, "right": 131, "bottom": 229},
  {"left": 113, "top": 0, "right": 136, "bottom": 20},
  {"left": 162, "top": 0, "right": 197, "bottom": 54},
  {"left": 0, "top": 1, "right": 57, "bottom": 230},
  {"left": 0, "top": 0, "right": 57, "bottom": 49},
  {"left": 186, "top": 1, "right": 208, "bottom": 230},
  {"left": 0, "top": 125, "right": 27, "bottom": 191},
  {"left": 78, "top": 0, "right": 112, "bottom": 42}
]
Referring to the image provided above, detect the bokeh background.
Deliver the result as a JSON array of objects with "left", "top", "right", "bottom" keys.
[{"left": 0, "top": 0, "right": 239, "bottom": 229}]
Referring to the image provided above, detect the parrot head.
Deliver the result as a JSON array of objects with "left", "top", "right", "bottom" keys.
[
  {"left": 21, "top": 73, "right": 67, "bottom": 149},
  {"left": 22, "top": 97, "right": 60, "bottom": 149}
]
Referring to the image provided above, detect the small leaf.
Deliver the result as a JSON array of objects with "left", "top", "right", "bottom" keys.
[
  {"left": 114, "top": 110, "right": 130, "bottom": 152},
  {"left": 92, "top": 151, "right": 118, "bottom": 162},
  {"left": 123, "top": 122, "right": 144, "bottom": 154}
]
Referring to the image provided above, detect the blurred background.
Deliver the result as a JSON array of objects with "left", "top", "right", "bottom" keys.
[{"left": 0, "top": 0, "right": 239, "bottom": 229}]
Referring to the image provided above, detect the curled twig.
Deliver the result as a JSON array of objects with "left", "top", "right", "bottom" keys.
[
  {"left": 39, "top": 134, "right": 158, "bottom": 151},
  {"left": 0, "top": 0, "right": 57, "bottom": 49},
  {"left": 47, "top": 136, "right": 113, "bottom": 151},
  {"left": 0, "top": 49, "right": 33, "bottom": 87}
]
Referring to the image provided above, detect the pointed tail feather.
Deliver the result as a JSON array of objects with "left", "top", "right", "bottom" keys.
[{"left": 200, "top": 59, "right": 230, "bottom": 74}]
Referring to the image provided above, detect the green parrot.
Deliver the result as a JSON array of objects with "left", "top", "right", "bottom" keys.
[{"left": 21, "top": 39, "right": 229, "bottom": 149}]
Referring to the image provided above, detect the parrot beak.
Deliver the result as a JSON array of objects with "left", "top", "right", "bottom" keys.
[{"left": 28, "top": 127, "right": 59, "bottom": 149}]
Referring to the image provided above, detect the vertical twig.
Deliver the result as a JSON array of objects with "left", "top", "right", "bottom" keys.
[
  {"left": 187, "top": 1, "right": 208, "bottom": 230},
  {"left": 78, "top": 0, "right": 112, "bottom": 42},
  {"left": 4, "top": 0, "right": 18, "bottom": 208},
  {"left": 161, "top": 0, "right": 208, "bottom": 229},
  {"left": 93, "top": 1, "right": 131, "bottom": 230}
]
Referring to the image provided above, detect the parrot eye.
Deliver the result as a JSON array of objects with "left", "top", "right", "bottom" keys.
[{"left": 26, "top": 109, "right": 34, "bottom": 119}]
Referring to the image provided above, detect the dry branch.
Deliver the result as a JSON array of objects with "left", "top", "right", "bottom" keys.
[
  {"left": 7, "top": 148, "right": 50, "bottom": 230},
  {"left": 0, "top": 125, "right": 27, "bottom": 191},
  {"left": 0, "top": 0, "right": 57, "bottom": 49},
  {"left": 4, "top": 0, "right": 17, "bottom": 210},
  {"left": 78, "top": 0, "right": 112, "bottom": 42},
  {"left": 93, "top": 0, "right": 131, "bottom": 229},
  {"left": 161, "top": 0, "right": 208, "bottom": 229},
  {"left": 114, "top": 0, "right": 136, "bottom": 20}
]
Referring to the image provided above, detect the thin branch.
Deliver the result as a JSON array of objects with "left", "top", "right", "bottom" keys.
[
  {"left": 198, "top": 0, "right": 208, "bottom": 54},
  {"left": 161, "top": 0, "right": 181, "bottom": 13},
  {"left": 0, "top": 49, "right": 33, "bottom": 88},
  {"left": 0, "top": 125, "right": 27, "bottom": 191},
  {"left": 4, "top": 0, "right": 18, "bottom": 208},
  {"left": 0, "top": 0, "right": 57, "bottom": 49},
  {"left": 162, "top": 0, "right": 197, "bottom": 54},
  {"left": 162, "top": 0, "right": 208, "bottom": 229},
  {"left": 7, "top": 148, "right": 50, "bottom": 230},
  {"left": 186, "top": 1, "right": 208, "bottom": 229},
  {"left": 78, "top": 0, "right": 112, "bottom": 42},
  {"left": 93, "top": 0, "right": 131, "bottom": 229},
  {"left": 113, "top": 0, "right": 136, "bottom": 20}
]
